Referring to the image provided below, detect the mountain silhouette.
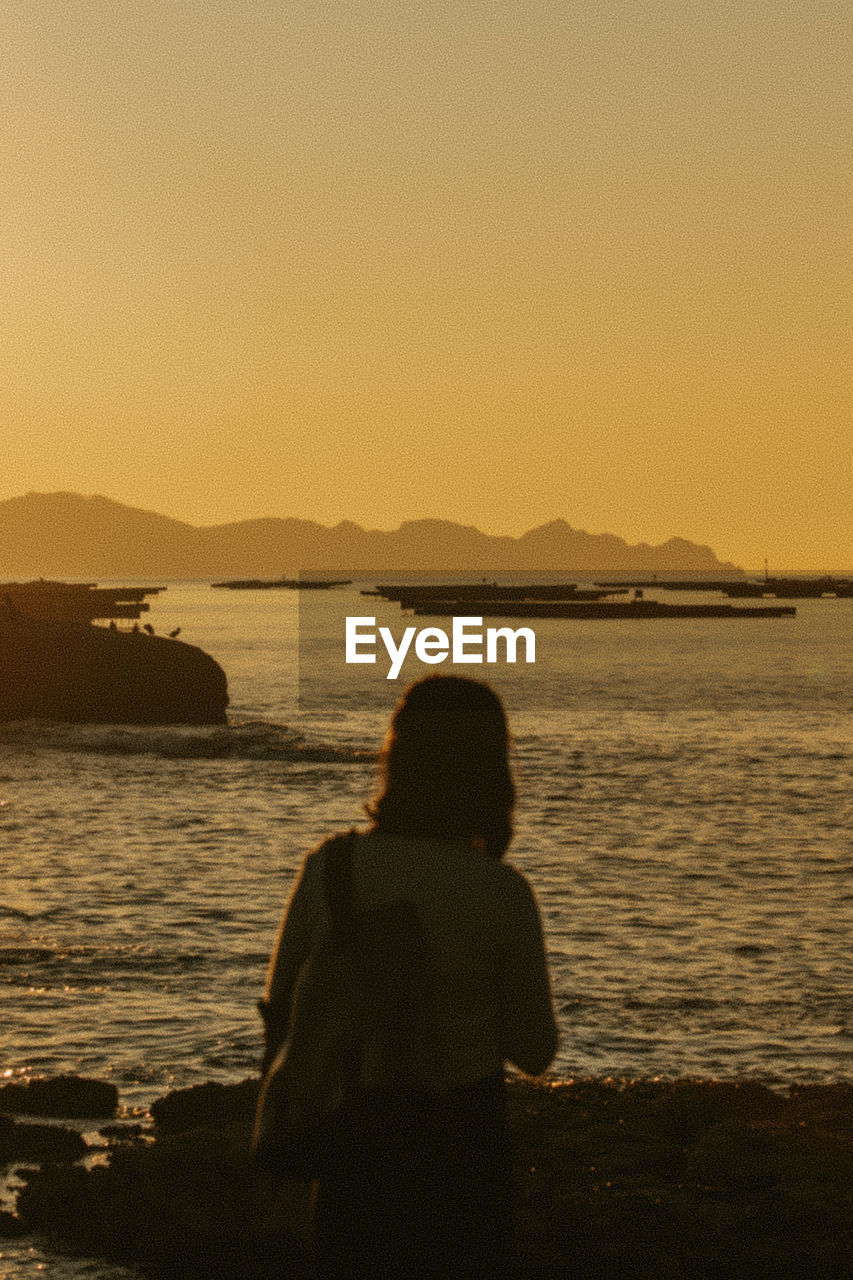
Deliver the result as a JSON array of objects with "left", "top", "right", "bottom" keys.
[{"left": 0, "top": 492, "right": 742, "bottom": 576}]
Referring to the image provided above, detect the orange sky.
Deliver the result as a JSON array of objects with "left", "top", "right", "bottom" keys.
[{"left": 2, "top": 1, "right": 850, "bottom": 567}]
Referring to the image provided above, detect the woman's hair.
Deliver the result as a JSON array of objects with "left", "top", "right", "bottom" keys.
[{"left": 366, "top": 674, "right": 515, "bottom": 858}]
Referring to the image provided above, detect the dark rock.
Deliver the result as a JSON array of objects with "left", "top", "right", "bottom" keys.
[
  {"left": 16, "top": 1164, "right": 93, "bottom": 1239},
  {"left": 0, "top": 607, "right": 228, "bottom": 725},
  {"left": 1, "top": 1118, "right": 87, "bottom": 1163},
  {"left": 99, "top": 1121, "right": 149, "bottom": 1140},
  {"left": 0, "top": 1075, "right": 118, "bottom": 1118},
  {"left": 0, "top": 1208, "right": 28, "bottom": 1238},
  {"left": 689, "top": 1120, "right": 779, "bottom": 1186},
  {"left": 12, "top": 1076, "right": 853, "bottom": 1279},
  {"left": 573, "top": 1120, "right": 628, "bottom": 1154},
  {"left": 586, "top": 1136, "right": 684, "bottom": 1178},
  {"left": 150, "top": 1078, "right": 259, "bottom": 1135},
  {"left": 17, "top": 1129, "right": 312, "bottom": 1279},
  {"left": 625, "top": 1078, "right": 785, "bottom": 1144},
  {"left": 0, "top": 1111, "right": 14, "bottom": 1150},
  {"left": 786, "top": 1083, "right": 853, "bottom": 1134}
]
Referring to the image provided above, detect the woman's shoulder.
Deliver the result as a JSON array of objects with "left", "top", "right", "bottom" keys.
[
  {"left": 287, "top": 831, "right": 354, "bottom": 900},
  {"left": 369, "top": 830, "right": 536, "bottom": 898},
  {"left": 315, "top": 829, "right": 539, "bottom": 909},
  {"left": 491, "top": 857, "right": 539, "bottom": 905},
  {"left": 304, "top": 828, "right": 358, "bottom": 865}
]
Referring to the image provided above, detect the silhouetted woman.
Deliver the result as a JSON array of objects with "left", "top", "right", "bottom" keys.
[{"left": 261, "top": 674, "right": 558, "bottom": 1278}]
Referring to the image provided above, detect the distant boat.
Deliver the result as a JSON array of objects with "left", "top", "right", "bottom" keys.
[
  {"left": 723, "top": 577, "right": 853, "bottom": 599},
  {"left": 0, "top": 580, "right": 166, "bottom": 622},
  {"left": 373, "top": 582, "right": 626, "bottom": 602},
  {"left": 406, "top": 599, "right": 796, "bottom": 620},
  {"left": 211, "top": 578, "right": 352, "bottom": 590},
  {"left": 594, "top": 579, "right": 749, "bottom": 592},
  {"left": 0, "top": 582, "right": 227, "bottom": 724},
  {"left": 373, "top": 579, "right": 797, "bottom": 617},
  {"left": 594, "top": 576, "right": 853, "bottom": 599}
]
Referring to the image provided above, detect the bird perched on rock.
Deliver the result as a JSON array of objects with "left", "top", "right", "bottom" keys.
[{"left": 168, "top": 627, "right": 181, "bottom": 638}]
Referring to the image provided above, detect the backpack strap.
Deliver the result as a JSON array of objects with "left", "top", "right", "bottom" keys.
[
  {"left": 257, "top": 830, "right": 357, "bottom": 1073},
  {"left": 321, "top": 829, "right": 357, "bottom": 940},
  {"left": 320, "top": 830, "right": 363, "bottom": 1093}
]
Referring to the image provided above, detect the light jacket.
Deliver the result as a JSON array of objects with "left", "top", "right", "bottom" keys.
[{"left": 265, "top": 829, "right": 558, "bottom": 1087}]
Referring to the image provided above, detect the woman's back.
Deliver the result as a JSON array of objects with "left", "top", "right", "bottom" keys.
[
  {"left": 259, "top": 676, "right": 558, "bottom": 1279},
  {"left": 271, "top": 828, "right": 557, "bottom": 1090}
]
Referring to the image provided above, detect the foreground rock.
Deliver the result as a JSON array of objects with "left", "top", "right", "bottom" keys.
[
  {"left": 0, "top": 606, "right": 228, "bottom": 724},
  {"left": 150, "top": 1078, "right": 260, "bottom": 1136},
  {"left": 0, "top": 1075, "right": 118, "bottom": 1118},
  {"left": 0, "top": 1112, "right": 88, "bottom": 1164},
  {"left": 509, "top": 1080, "right": 853, "bottom": 1279},
  {"left": 6, "top": 1078, "right": 853, "bottom": 1278}
]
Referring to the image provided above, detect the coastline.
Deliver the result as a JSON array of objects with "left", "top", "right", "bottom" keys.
[{"left": 2, "top": 1074, "right": 851, "bottom": 1278}]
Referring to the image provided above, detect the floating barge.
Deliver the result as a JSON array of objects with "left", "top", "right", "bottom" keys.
[
  {"left": 594, "top": 579, "right": 749, "bottom": 592},
  {"left": 407, "top": 599, "right": 796, "bottom": 620},
  {"left": 724, "top": 577, "right": 853, "bottom": 599},
  {"left": 212, "top": 577, "right": 351, "bottom": 590},
  {"left": 594, "top": 577, "right": 853, "bottom": 599},
  {"left": 374, "top": 582, "right": 626, "bottom": 603},
  {"left": 0, "top": 580, "right": 166, "bottom": 622},
  {"left": 373, "top": 578, "right": 797, "bottom": 620}
]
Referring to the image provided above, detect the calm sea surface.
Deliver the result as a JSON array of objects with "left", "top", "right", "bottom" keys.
[{"left": 1, "top": 575, "right": 851, "bottom": 1276}]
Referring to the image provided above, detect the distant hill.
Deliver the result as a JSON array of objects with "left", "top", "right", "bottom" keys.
[{"left": 0, "top": 492, "right": 742, "bottom": 577}]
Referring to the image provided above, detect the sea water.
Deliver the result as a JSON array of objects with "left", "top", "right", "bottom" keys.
[{"left": 1, "top": 576, "right": 851, "bottom": 1277}]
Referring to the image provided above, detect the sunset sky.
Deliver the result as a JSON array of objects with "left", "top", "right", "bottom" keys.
[{"left": 2, "top": 1, "right": 849, "bottom": 568}]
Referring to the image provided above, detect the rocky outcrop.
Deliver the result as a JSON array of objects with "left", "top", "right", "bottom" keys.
[
  {"left": 4, "top": 1076, "right": 852, "bottom": 1277},
  {"left": 0, "top": 607, "right": 228, "bottom": 724}
]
